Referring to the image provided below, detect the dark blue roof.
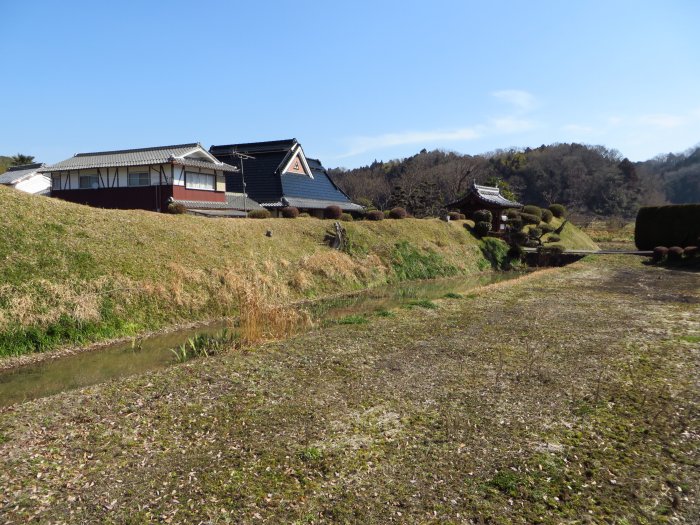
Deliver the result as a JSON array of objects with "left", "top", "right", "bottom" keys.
[
  {"left": 281, "top": 158, "right": 351, "bottom": 204},
  {"left": 209, "top": 140, "right": 355, "bottom": 208}
]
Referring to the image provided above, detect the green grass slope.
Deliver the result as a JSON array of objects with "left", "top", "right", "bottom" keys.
[{"left": 0, "top": 187, "right": 597, "bottom": 357}]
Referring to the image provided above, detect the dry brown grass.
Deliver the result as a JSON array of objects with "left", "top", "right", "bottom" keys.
[{"left": 231, "top": 272, "right": 312, "bottom": 344}]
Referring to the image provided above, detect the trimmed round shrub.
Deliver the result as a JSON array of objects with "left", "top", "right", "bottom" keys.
[
  {"left": 684, "top": 245, "right": 698, "bottom": 258},
  {"left": 383, "top": 210, "right": 392, "bottom": 218},
  {"left": 459, "top": 213, "right": 466, "bottom": 220},
  {"left": 529, "top": 227, "right": 543, "bottom": 239},
  {"left": 520, "top": 212, "right": 540, "bottom": 225},
  {"left": 389, "top": 207, "right": 408, "bottom": 219},
  {"left": 339, "top": 213, "right": 354, "bottom": 222},
  {"left": 652, "top": 246, "right": 669, "bottom": 262},
  {"left": 540, "top": 223, "right": 555, "bottom": 234},
  {"left": 248, "top": 209, "right": 271, "bottom": 219},
  {"left": 546, "top": 234, "right": 561, "bottom": 243},
  {"left": 541, "top": 209, "right": 554, "bottom": 223},
  {"left": 505, "top": 208, "right": 521, "bottom": 219},
  {"left": 507, "top": 218, "right": 523, "bottom": 231},
  {"left": 281, "top": 206, "right": 299, "bottom": 218},
  {"left": 324, "top": 205, "right": 342, "bottom": 219},
  {"left": 298, "top": 212, "right": 311, "bottom": 218},
  {"left": 549, "top": 204, "right": 566, "bottom": 218},
  {"left": 510, "top": 231, "right": 528, "bottom": 245},
  {"left": 366, "top": 210, "right": 384, "bottom": 221},
  {"left": 473, "top": 209, "right": 493, "bottom": 223},
  {"left": 474, "top": 221, "right": 491, "bottom": 237},
  {"left": 507, "top": 244, "right": 525, "bottom": 260},
  {"left": 668, "top": 246, "right": 684, "bottom": 262},
  {"left": 167, "top": 202, "right": 187, "bottom": 214},
  {"left": 447, "top": 211, "right": 462, "bottom": 221},
  {"left": 522, "top": 205, "right": 542, "bottom": 219}
]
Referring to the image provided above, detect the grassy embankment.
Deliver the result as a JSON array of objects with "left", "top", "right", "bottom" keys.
[
  {"left": 0, "top": 187, "right": 596, "bottom": 358},
  {"left": 0, "top": 255, "right": 697, "bottom": 523}
]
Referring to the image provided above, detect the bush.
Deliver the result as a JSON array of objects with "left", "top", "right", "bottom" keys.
[
  {"left": 475, "top": 221, "right": 491, "bottom": 237},
  {"left": 668, "top": 246, "right": 684, "bottom": 262},
  {"left": 635, "top": 204, "right": 700, "bottom": 250},
  {"left": 167, "top": 202, "right": 187, "bottom": 214},
  {"left": 473, "top": 209, "right": 493, "bottom": 223},
  {"left": 540, "top": 223, "right": 555, "bottom": 233},
  {"left": 529, "top": 227, "right": 543, "bottom": 239},
  {"left": 546, "top": 234, "right": 561, "bottom": 243},
  {"left": 248, "top": 209, "right": 271, "bottom": 219},
  {"left": 507, "top": 243, "right": 525, "bottom": 260},
  {"left": 389, "top": 207, "right": 408, "bottom": 219},
  {"left": 447, "top": 211, "right": 462, "bottom": 221},
  {"left": 507, "top": 218, "right": 523, "bottom": 232},
  {"left": 652, "top": 246, "right": 669, "bottom": 263},
  {"left": 522, "top": 205, "right": 542, "bottom": 219},
  {"left": 538, "top": 244, "right": 564, "bottom": 255},
  {"left": 541, "top": 209, "right": 554, "bottom": 223},
  {"left": 549, "top": 204, "right": 566, "bottom": 218},
  {"left": 366, "top": 210, "right": 384, "bottom": 221},
  {"left": 299, "top": 212, "right": 310, "bottom": 218},
  {"left": 520, "top": 212, "right": 540, "bottom": 225},
  {"left": 339, "top": 213, "right": 354, "bottom": 222},
  {"left": 281, "top": 206, "right": 299, "bottom": 218},
  {"left": 510, "top": 231, "right": 528, "bottom": 245},
  {"left": 324, "top": 205, "right": 342, "bottom": 219},
  {"left": 505, "top": 208, "right": 521, "bottom": 219},
  {"left": 684, "top": 246, "right": 698, "bottom": 258}
]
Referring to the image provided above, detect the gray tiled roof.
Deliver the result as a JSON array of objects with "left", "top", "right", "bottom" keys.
[
  {"left": 43, "top": 144, "right": 238, "bottom": 172},
  {"left": 171, "top": 192, "right": 263, "bottom": 211},
  {"left": 0, "top": 163, "right": 47, "bottom": 184},
  {"left": 260, "top": 196, "right": 365, "bottom": 212},
  {"left": 472, "top": 184, "right": 522, "bottom": 207}
]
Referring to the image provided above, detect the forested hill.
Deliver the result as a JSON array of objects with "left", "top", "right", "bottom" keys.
[{"left": 329, "top": 143, "right": 700, "bottom": 218}]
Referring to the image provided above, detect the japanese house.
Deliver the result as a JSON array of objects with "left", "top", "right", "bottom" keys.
[
  {"left": 209, "top": 139, "right": 363, "bottom": 217},
  {"left": 447, "top": 182, "right": 522, "bottom": 230},
  {"left": 0, "top": 163, "right": 51, "bottom": 194},
  {"left": 45, "top": 143, "right": 257, "bottom": 215}
]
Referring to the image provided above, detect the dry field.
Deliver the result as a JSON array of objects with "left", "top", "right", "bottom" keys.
[{"left": 0, "top": 255, "right": 697, "bottom": 523}]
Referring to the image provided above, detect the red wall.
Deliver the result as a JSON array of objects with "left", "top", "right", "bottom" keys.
[
  {"left": 52, "top": 186, "right": 225, "bottom": 212},
  {"left": 171, "top": 185, "right": 226, "bottom": 202}
]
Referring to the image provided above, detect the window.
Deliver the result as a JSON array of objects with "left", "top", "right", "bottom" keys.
[
  {"left": 79, "top": 174, "right": 99, "bottom": 189},
  {"left": 185, "top": 171, "right": 215, "bottom": 191},
  {"left": 128, "top": 171, "right": 150, "bottom": 187}
]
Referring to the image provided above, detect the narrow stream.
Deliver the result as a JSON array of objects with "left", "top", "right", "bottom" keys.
[{"left": 0, "top": 272, "right": 524, "bottom": 407}]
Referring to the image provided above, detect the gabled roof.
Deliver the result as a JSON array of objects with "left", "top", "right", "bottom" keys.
[
  {"left": 44, "top": 143, "right": 239, "bottom": 172},
  {"left": 210, "top": 139, "right": 362, "bottom": 211},
  {"left": 0, "top": 163, "right": 47, "bottom": 185},
  {"left": 448, "top": 182, "right": 522, "bottom": 208}
]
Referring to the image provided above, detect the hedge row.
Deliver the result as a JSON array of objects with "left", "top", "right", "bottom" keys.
[{"left": 635, "top": 204, "right": 700, "bottom": 250}]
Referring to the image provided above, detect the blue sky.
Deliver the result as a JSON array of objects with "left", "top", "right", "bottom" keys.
[{"left": 1, "top": 0, "right": 699, "bottom": 168}]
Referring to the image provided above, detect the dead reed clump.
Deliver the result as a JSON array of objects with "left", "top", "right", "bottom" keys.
[
  {"left": 289, "top": 270, "right": 313, "bottom": 292},
  {"left": 300, "top": 251, "right": 361, "bottom": 281},
  {"left": 232, "top": 272, "right": 312, "bottom": 345}
]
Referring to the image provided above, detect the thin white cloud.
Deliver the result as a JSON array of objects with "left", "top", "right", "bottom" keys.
[
  {"left": 333, "top": 90, "right": 538, "bottom": 160},
  {"left": 638, "top": 113, "right": 687, "bottom": 128},
  {"left": 491, "top": 90, "right": 537, "bottom": 112},
  {"left": 336, "top": 127, "right": 481, "bottom": 159}
]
